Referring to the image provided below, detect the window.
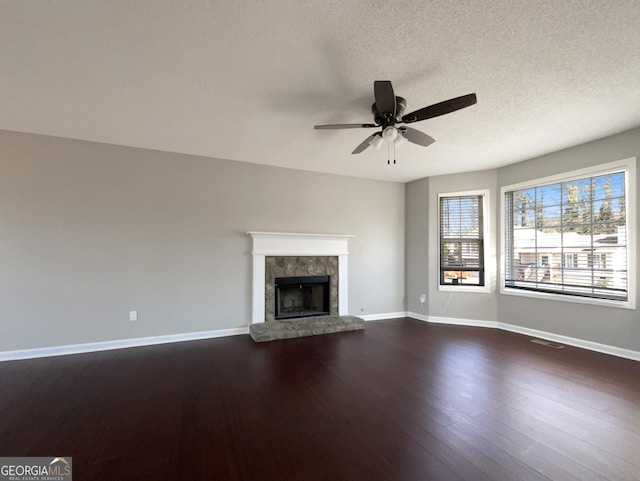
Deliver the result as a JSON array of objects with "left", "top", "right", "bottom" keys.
[
  {"left": 562, "top": 253, "right": 578, "bottom": 269},
  {"left": 439, "top": 191, "right": 488, "bottom": 289},
  {"left": 502, "top": 158, "right": 636, "bottom": 308},
  {"left": 589, "top": 253, "right": 606, "bottom": 269}
]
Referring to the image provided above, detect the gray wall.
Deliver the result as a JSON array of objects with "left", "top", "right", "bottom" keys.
[
  {"left": 406, "top": 170, "right": 499, "bottom": 322},
  {"left": 405, "top": 177, "right": 429, "bottom": 314},
  {"left": 3, "top": 125, "right": 638, "bottom": 354},
  {"left": 0, "top": 130, "right": 405, "bottom": 351},
  {"left": 428, "top": 170, "right": 499, "bottom": 322},
  {"left": 406, "top": 126, "right": 639, "bottom": 352},
  {"left": 497, "top": 127, "right": 640, "bottom": 351}
]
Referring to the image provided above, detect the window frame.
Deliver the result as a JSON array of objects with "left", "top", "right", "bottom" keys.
[
  {"left": 500, "top": 158, "right": 636, "bottom": 309},
  {"left": 438, "top": 189, "right": 491, "bottom": 293}
]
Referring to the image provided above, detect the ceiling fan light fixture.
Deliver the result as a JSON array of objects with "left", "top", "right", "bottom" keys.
[
  {"left": 395, "top": 133, "right": 407, "bottom": 148},
  {"left": 369, "top": 134, "right": 384, "bottom": 150},
  {"left": 382, "top": 126, "right": 397, "bottom": 142}
]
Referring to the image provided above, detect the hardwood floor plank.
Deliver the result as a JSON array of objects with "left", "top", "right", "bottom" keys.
[
  {"left": 508, "top": 393, "right": 640, "bottom": 463},
  {"left": 1, "top": 318, "right": 639, "bottom": 481},
  {"left": 475, "top": 404, "right": 639, "bottom": 481},
  {"left": 458, "top": 412, "right": 607, "bottom": 481}
]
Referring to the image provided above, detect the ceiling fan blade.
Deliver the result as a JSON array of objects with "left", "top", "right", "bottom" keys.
[
  {"left": 314, "top": 123, "right": 378, "bottom": 129},
  {"left": 402, "top": 93, "right": 477, "bottom": 123},
  {"left": 401, "top": 127, "right": 436, "bottom": 147},
  {"left": 374, "top": 80, "right": 396, "bottom": 117},
  {"left": 352, "top": 133, "right": 378, "bottom": 154}
]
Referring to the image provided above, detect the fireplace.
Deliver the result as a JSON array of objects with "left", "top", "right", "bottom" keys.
[
  {"left": 265, "top": 256, "right": 338, "bottom": 322},
  {"left": 275, "top": 275, "right": 330, "bottom": 320},
  {"left": 247, "top": 232, "right": 354, "bottom": 325}
]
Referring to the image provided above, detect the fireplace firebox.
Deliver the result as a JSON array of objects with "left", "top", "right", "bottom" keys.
[{"left": 275, "top": 275, "right": 330, "bottom": 320}]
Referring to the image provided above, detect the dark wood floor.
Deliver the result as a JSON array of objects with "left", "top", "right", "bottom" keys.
[{"left": 1, "top": 318, "right": 639, "bottom": 481}]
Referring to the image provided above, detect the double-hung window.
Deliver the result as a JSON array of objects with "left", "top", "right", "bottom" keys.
[
  {"left": 439, "top": 190, "right": 488, "bottom": 290},
  {"left": 502, "top": 158, "right": 636, "bottom": 308}
]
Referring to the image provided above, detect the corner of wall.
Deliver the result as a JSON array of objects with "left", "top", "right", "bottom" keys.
[{"left": 405, "top": 177, "right": 430, "bottom": 315}]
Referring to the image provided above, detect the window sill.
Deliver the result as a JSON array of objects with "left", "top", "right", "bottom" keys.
[
  {"left": 500, "top": 287, "right": 635, "bottom": 309},
  {"left": 439, "top": 285, "right": 491, "bottom": 294}
]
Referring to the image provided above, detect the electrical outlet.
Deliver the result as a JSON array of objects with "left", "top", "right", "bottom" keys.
[
  {"left": 129, "top": 310, "right": 137, "bottom": 322},
  {"left": 419, "top": 294, "right": 426, "bottom": 303}
]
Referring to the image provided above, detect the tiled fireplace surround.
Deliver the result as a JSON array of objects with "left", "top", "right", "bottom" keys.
[{"left": 264, "top": 256, "right": 338, "bottom": 322}]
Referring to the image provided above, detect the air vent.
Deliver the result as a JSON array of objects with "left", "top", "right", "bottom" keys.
[{"left": 530, "top": 339, "right": 565, "bottom": 349}]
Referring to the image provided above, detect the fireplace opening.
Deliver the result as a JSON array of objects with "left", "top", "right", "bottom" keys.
[{"left": 275, "top": 275, "right": 330, "bottom": 320}]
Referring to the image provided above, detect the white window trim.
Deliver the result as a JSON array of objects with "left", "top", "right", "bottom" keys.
[
  {"left": 499, "top": 157, "right": 636, "bottom": 309},
  {"left": 438, "top": 189, "right": 491, "bottom": 293}
]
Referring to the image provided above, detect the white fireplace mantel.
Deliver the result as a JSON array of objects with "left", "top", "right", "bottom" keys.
[{"left": 247, "top": 232, "right": 355, "bottom": 324}]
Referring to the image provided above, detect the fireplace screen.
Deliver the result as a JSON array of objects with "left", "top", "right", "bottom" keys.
[{"left": 275, "top": 275, "right": 330, "bottom": 320}]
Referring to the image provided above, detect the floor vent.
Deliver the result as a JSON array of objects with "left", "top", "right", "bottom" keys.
[{"left": 531, "top": 338, "right": 565, "bottom": 349}]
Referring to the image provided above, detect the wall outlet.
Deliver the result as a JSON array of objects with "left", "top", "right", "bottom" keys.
[
  {"left": 129, "top": 310, "right": 138, "bottom": 322},
  {"left": 419, "top": 294, "right": 426, "bottom": 303}
]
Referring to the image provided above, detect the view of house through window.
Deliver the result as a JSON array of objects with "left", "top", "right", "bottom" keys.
[
  {"left": 439, "top": 193, "right": 485, "bottom": 287},
  {"left": 504, "top": 168, "right": 629, "bottom": 302}
]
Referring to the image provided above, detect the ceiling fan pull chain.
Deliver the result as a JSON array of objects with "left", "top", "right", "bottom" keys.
[
  {"left": 388, "top": 138, "right": 396, "bottom": 165},
  {"left": 393, "top": 139, "right": 396, "bottom": 164}
]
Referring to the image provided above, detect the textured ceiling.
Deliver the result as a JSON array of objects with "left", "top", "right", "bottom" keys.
[{"left": 1, "top": 0, "right": 640, "bottom": 183}]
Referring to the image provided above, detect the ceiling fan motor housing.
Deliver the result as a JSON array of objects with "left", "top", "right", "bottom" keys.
[{"left": 372, "top": 96, "right": 406, "bottom": 126}]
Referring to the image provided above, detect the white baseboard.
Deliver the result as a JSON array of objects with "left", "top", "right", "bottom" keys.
[
  {"left": 497, "top": 322, "right": 640, "bottom": 362},
  {"left": 426, "top": 315, "right": 498, "bottom": 329},
  {"left": 359, "top": 311, "right": 408, "bottom": 321},
  {"left": 0, "top": 327, "right": 249, "bottom": 362},
  {"left": 407, "top": 312, "right": 498, "bottom": 328},
  {"left": 406, "top": 311, "right": 429, "bottom": 322},
  {"left": 403, "top": 312, "right": 640, "bottom": 362},
  {"left": 372, "top": 311, "right": 498, "bottom": 328},
  {"left": 4, "top": 315, "right": 638, "bottom": 363}
]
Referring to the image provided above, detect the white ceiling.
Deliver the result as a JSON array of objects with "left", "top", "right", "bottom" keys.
[{"left": 2, "top": 0, "right": 640, "bottom": 183}]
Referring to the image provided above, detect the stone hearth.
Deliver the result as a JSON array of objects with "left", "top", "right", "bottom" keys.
[{"left": 249, "top": 315, "right": 364, "bottom": 342}]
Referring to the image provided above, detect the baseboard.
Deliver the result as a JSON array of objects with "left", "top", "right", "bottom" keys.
[
  {"left": 407, "top": 312, "right": 498, "bottom": 328},
  {"left": 426, "top": 315, "right": 498, "bottom": 329},
  {"left": 497, "top": 322, "right": 640, "bottom": 362},
  {"left": 406, "top": 311, "right": 429, "bottom": 322},
  {"left": 5, "top": 315, "right": 638, "bottom": 363},
  {"left": 404, "top": 312, "right": 640, "bottom": 362},
  {"left": 359, "top": 311, "right": 408, "bottom": 321},
  {"left": 374, "top": 311, "right": 498, "bottom": 327},
  {"left": 0, "top": 327, "right": 249, "bottom": 362}
]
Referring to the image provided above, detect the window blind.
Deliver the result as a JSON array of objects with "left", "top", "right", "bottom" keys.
[
  {"left": 439, "top": 195, "right": 485, "bottom": 286},
  {"left": 504, "top": 171, "right": 628, "bottom": 301}
]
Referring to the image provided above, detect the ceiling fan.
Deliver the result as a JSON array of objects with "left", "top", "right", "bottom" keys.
[{"left": 314, "top": 80, "right": 477, "bottom": 164}]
